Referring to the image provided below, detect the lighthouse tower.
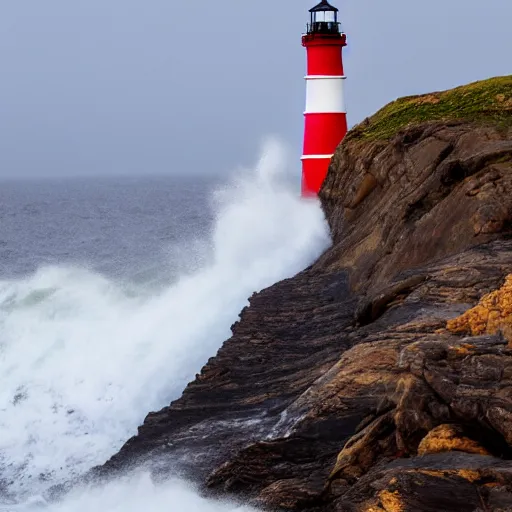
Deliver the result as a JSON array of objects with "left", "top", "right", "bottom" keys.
[{"left": 301, "top": 0, "right": 347, "bottom": 197}]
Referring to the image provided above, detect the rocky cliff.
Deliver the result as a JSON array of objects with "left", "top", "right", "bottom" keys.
[{"left": 100, "top": 76, "right": 512, "bottom": 511}]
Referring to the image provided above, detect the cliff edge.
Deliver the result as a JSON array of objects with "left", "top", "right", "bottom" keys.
[{"left": 100, "top": 76, "right": 512, "bottom": 511}]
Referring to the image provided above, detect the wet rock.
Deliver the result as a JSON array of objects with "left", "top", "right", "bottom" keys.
[{"left": 98, "top": 77, "right": 512, "bottom": 511}]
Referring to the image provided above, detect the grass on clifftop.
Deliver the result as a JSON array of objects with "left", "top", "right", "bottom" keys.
[{"left": 348, "top": 75, "right": 512, "bottom": 141}]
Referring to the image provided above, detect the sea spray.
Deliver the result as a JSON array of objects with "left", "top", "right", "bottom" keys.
[
  {"left": 1, "top": 472, "right": 257, "bottom": 512},
  {"left": 0, "top": 138, "right": 331, "bottom": 507}
]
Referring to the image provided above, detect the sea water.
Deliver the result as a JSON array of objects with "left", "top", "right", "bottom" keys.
[{"left": 0, "top": 139, "right": 331, "bottom": 511}]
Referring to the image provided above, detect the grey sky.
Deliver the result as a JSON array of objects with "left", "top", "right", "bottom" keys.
[{"left": 0, "top": 1, "right": 510, "bottom": 178}]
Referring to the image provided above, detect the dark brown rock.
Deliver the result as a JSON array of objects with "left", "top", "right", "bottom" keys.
[
  {"left": 96, "top": 83, "right": 512, "bottom": 511},
  {"left": 320, "top": 121, "right": 512, "bottom": 292}
]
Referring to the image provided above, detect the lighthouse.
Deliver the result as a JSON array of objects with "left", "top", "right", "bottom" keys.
[{"left": 301, "top": 0, "right": 347, "bottom": 197}]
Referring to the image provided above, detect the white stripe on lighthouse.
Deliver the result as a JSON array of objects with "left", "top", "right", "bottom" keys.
[
  {"left": 304, "top": 75, "right": 346, "bottom": 80},
  {"left": 304, "top": 76, "right": 346, "bottom": 114},
  {"left": 300, "top": 154, "right": 334, "bottom": 160}
]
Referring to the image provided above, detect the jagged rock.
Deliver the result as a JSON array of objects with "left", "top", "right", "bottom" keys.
[
  {"left": 447, "top": 274, "right": 512, "bottom": 342},
  {"left": 335, "top": 453, "right": 512, "bottom": 512},
  {"left": 96, "top": 76, "right": 512, "bottom": 511},
  {"left": 320, "top": 121, "right": 512, "bottom": 292},
  {"left": 417, "top": 424, "right": 490, "bottom": 456}
]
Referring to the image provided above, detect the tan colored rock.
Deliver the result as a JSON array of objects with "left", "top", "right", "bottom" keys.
[
  {"left": 377, "top": 490, "right": 405, "bottom": 512},
  {"left": 447, "top": 275, "right": 512, "bottom": 342},
  {"left": 417, "top": 424, "right": 489, "bottom": 456},
  {"left": 348, "top": 173, "right": 378, "bottom": 209},
  {"left": 329, "top": 413, "right": 396, "bottom": 483}
]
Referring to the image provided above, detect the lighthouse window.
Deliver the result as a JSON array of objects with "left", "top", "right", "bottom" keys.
[{"left": 316, "top": 11, "right": 336, "bottom": 23}]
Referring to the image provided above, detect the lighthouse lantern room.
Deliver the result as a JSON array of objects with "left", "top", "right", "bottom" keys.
[
  {"left": 301, "top": 0, "right": 347, "bottom": 197},
  {"left": 309, "top": 1, "right": 338, "bottom": 33}
]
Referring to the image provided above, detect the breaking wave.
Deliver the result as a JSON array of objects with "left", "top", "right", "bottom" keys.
[{"left": 0, "top": 138, "right": 330, "bottom": 510}]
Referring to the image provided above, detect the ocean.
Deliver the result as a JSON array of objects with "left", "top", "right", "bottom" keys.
[
  {"left": 0, "top": 175, "right": 216, "bottom": 286},
  {"left": 0, "top": 140, "right": 331, "bottom": 511}
]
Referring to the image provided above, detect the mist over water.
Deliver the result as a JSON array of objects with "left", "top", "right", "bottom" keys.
[
  {"left": 19, "top": 473, "right": 255, "bottom": 512},
  {"left": 0, "top": 139, "right": 331, "bottom": 510}
]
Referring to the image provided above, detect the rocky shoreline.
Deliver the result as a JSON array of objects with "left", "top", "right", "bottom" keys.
[{"left": 98, "top": 77, "right": 512, "bottom": 511}]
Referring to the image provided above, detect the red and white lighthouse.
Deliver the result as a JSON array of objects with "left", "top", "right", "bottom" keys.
[{"left": 301, "top": 0, "right": 347, "bottom": 197}]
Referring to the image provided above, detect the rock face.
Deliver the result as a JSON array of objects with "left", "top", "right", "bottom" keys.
[
  {"left": 447, "top": 274, "right": 512, "bottom": 341},
  {"left": 100, "top": 77, "right": 512, "bottom": 511}
]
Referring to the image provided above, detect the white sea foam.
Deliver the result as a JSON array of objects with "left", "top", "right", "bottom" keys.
[
  {"left": 1, "top": 472, "right": 256, "bottom": 512},
  {"left": 0, "top": 138, "right": 330, "bottom": 509}
]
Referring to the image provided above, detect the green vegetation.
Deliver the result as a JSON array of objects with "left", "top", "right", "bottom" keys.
[{"left": 347, "top": 75, "right": 512, "bottom": 141}]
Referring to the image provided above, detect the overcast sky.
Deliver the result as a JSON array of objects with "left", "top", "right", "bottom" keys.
[{"left": 0, "top": 1, "right": 510, "bottom": 178}]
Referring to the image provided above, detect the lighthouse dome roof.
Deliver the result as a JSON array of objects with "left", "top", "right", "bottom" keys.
[{"left": 309, "top": 0, "right": 338, "bottom": 13}]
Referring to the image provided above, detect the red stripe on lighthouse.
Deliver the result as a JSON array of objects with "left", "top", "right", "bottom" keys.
[
  {"left": 303, "top": 113, "right": 347, "bottom": 156},
  {"left": 305, "top": 43, "right": 345, "bottom": 76},
  {"left": 302, "top": 158, "right": 333, "bottom": 197}
]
